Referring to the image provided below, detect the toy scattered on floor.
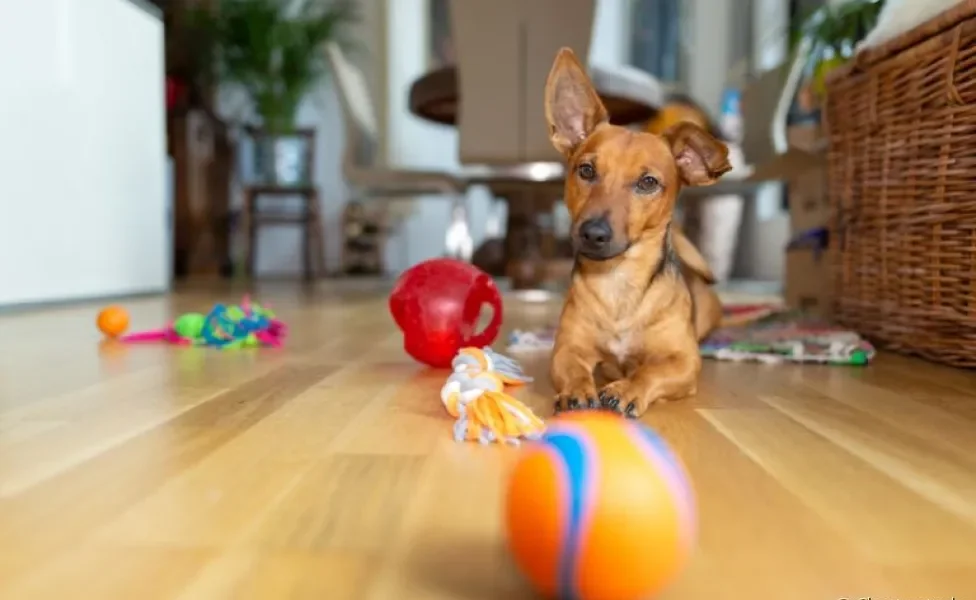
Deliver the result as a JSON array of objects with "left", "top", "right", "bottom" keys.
[
  {"left": 116, "top": 296, "right": 287, "bottom": 349},
  {"left": 505, "top": 412, "right": 696, "bottom": 600},
  {"left": 506, "top": 327, "right": 556, "bottom": 354},
  {"left": 451, "top": 346, "right": 533, "bottom": 385},
  {"left": 389, "top": 258, "right": 503, "bottom": 369},
  {"left": 439, "top": 347, "right": 544, "bottom": 445},
  {"left": 96, "top": 305, "right": 130, "bottom": 338}
]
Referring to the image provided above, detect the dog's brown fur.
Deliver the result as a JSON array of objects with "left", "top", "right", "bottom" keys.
[{"left": 546, "top": 48, "right": 731, "bottom": 419}]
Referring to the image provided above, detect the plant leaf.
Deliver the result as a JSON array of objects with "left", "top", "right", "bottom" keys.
[{"left": 187, "top": 0, "right": 360, "bottom": 132}]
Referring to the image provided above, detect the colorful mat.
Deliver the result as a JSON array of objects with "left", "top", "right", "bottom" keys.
[
  {"left": 699, "top": 309, "right": 875, "bottom": 365},
  {"left": 507, "top": 304, "right": 875, "bottom": 366}
]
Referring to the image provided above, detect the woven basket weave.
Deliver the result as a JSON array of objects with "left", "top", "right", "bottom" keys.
[{"left": 823, "top": 0, "right": 976, "bottom": 367}]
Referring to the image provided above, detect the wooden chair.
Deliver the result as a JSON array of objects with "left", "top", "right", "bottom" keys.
[
  {"left": 240, "top": 128, "right": 326, "bottom": 281},
  {"left": 325, "top": 42, "right": 473, "bottom": 262}
]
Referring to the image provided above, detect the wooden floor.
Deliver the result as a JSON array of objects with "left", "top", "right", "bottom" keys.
[{"left": 1, "top": 281, "right": 975, "bottom": 599}]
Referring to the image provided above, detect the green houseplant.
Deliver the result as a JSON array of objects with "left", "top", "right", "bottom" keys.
[
  {"left": 793, "top": 0, "right": 886, "bottom": 95},
  {"left": 783, "top": 0, "right": 885, "bottom": 127},
  {"left": 188, "top": 0, "right": 359, "bottom": 183}
]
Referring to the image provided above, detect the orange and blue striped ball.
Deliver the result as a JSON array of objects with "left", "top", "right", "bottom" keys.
[{"left": 504, "top": 412, "right": 696, "bottom": 600}]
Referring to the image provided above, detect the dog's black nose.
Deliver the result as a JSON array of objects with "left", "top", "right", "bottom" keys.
[{"left": 579, "top": 217, "right": 613, "bottom": 246}]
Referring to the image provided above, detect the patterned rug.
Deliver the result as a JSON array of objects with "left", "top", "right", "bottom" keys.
[{"left": 506, "top": 304, "right": 875, "bottom": 366}]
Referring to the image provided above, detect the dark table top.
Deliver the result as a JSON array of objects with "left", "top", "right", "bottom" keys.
[{"left": 408, "top": 65, "right": 659, "bottom": 127}]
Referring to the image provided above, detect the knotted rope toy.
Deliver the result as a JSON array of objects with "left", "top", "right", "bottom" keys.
[{"left": 440, "top": 347, "right": 545, "bottom": 445}]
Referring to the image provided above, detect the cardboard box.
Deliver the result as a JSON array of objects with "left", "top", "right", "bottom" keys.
[
  {"left": 787, "top": 162, "right": 828, "bottom": 233},
  {"left": 778, "top": 123, "right": 829, "bottom": 234},
  {"left": 787, "top": 122, "right": 825, "bottom": 154},
  {"left": 784, "top": 247, "right": 832, "bottom": 317}
]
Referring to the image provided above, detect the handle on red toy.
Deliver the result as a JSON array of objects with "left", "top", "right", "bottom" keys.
[{"left": 464, "top": 279, "right": 503, "bottom": 348}]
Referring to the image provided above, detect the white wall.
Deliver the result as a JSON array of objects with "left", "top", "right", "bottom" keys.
[
  {"left": 590, "top": 0, "right": 631, "bottom": 66},
  {"left": 684, "top": 0, "right": 735, "bottom": 116},
  {"left": 0, "top": 0, "right": 168, "bottom": 307}
]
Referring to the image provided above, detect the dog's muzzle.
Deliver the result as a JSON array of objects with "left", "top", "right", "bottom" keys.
[{"left": 575, "top": 217, "right": 626, "bottom": 260}]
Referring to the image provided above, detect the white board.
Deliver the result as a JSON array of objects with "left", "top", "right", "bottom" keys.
[{"left": 0, "top": 0, "right": 169, "bottom": 307}]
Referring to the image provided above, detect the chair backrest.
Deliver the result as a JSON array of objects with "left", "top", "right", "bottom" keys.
[
  {"left": 325, "top": 42, "right": 381, "bottom": 171},
  {"left": 450, "top": 0, "right": 596, "bottom": 165}
]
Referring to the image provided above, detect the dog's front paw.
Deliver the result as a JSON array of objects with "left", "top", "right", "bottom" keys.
[
  {"left": 553, "top": 387, "right": 600, "bottom": 415},
  {"left": 598, "top": 380, "right": 655, "bottom": 419}
]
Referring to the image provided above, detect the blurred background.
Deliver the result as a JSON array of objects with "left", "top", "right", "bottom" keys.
[{"left": 0, "top": 0, "right": 882, "bottom": 309}]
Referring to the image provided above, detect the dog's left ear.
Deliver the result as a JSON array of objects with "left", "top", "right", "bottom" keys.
[
  {"left": 665, "top": 122, "right": 732, "bottom": 186},
  {"left": 545, "top": 47, "right": 609, "bottom": 157}
]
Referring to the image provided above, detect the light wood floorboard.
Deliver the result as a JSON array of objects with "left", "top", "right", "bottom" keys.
[{"left": 0, "top": 282, "right": 973, "bottom": 599}]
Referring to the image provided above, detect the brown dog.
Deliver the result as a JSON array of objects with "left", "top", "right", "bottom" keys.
[{"left": 546, "top": 48, "right": 731, "bottom": 419}]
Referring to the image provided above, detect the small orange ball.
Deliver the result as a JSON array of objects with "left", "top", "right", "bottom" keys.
[
  {"left": 96, "top": 306, "right": 129, "bottom": 338},
  {"left": 504, "top": 412, "right": 696, "bottom": 600}
]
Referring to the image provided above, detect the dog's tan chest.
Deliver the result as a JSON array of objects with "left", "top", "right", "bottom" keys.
[
  {"left": 585, "top": 279, "right": 658, "bottom": 365},
  {"left": 598, "top": 319, "right": 644, "bottom": 365},
  {"left": 604, "top": 330, "right": 638, "bottom": 363}
]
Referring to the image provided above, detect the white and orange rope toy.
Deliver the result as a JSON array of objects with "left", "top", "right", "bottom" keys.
[{"left": 440, "top": 347, "right": 546, "bottom": 445}]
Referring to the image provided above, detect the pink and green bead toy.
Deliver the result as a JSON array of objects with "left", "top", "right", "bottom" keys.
[{"left": 118, "top": 296, "right": 287, "bottom": 349}]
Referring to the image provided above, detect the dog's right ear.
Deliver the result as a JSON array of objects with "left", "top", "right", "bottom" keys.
[
  {"left": 664, "top": 122, "right": 731, "bottom": 186},
  {"left": 545, "top": 47, "right": 608, "bottom": 157}
]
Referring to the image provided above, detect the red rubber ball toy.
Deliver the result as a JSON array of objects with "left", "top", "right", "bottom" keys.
[{"left": 389, "top": 258, "right": 503, "bottom": 368}]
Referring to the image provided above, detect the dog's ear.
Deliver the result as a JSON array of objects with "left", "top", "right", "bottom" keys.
[
  {"left": 545, "top": 47, "right": 608, "bottom": 156},
  {"left": 665, "top": 122, "right": 732, "bottom": 186}
]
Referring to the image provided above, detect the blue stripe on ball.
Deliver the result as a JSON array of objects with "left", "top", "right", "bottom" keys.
[{"left": 545, "top": 430, "right": 594, "bottom": 600}]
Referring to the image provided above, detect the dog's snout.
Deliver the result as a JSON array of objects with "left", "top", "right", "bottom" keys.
[
  {"left": 579, "top": 218, "right": 612, "bottom": 247},
  {"left": 575, "top": 215, "right": 625, "bottom": 260}
]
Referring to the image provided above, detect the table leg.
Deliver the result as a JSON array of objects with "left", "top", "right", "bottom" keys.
[
  {"left": 309, "top": 191, "right": 326, "bottom": 279},
  {"left": 243, "top": 189, "right": 256, "bottom": 277},
  {"left": 301, "top": 195, "right": 312, "bottom": 282},
  {"left": 503, "top": 189, "right": 553, "bottom": 290}
]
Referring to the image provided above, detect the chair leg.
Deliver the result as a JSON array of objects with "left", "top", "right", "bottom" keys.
[
  {"left": 313, "top": 226, "right": 326, "bottom": 278},
  {"left": 243, "top": 189, "right": 257, "bottom": 277},
  {"left": 302, "top": 196, "right": 312, "bottom": 282},
  {"left": 309, "top": 191, "right": 326, "bottom": 278}
]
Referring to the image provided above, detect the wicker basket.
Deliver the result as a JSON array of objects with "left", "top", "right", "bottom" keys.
[{"left": 823, "top": 0, "right": 976, "bottom": 367}]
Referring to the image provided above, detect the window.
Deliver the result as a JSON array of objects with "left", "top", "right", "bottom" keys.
[{"left": 629, "top": 0, "right": 682, "bottom": 82}]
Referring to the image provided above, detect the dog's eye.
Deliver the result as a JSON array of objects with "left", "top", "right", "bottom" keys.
[
  {"left": 577, "top": 162, "right": 596, "bottom": 181},
  {"left": 636, "top": 175, "right": 660, "bottom": 194}
]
